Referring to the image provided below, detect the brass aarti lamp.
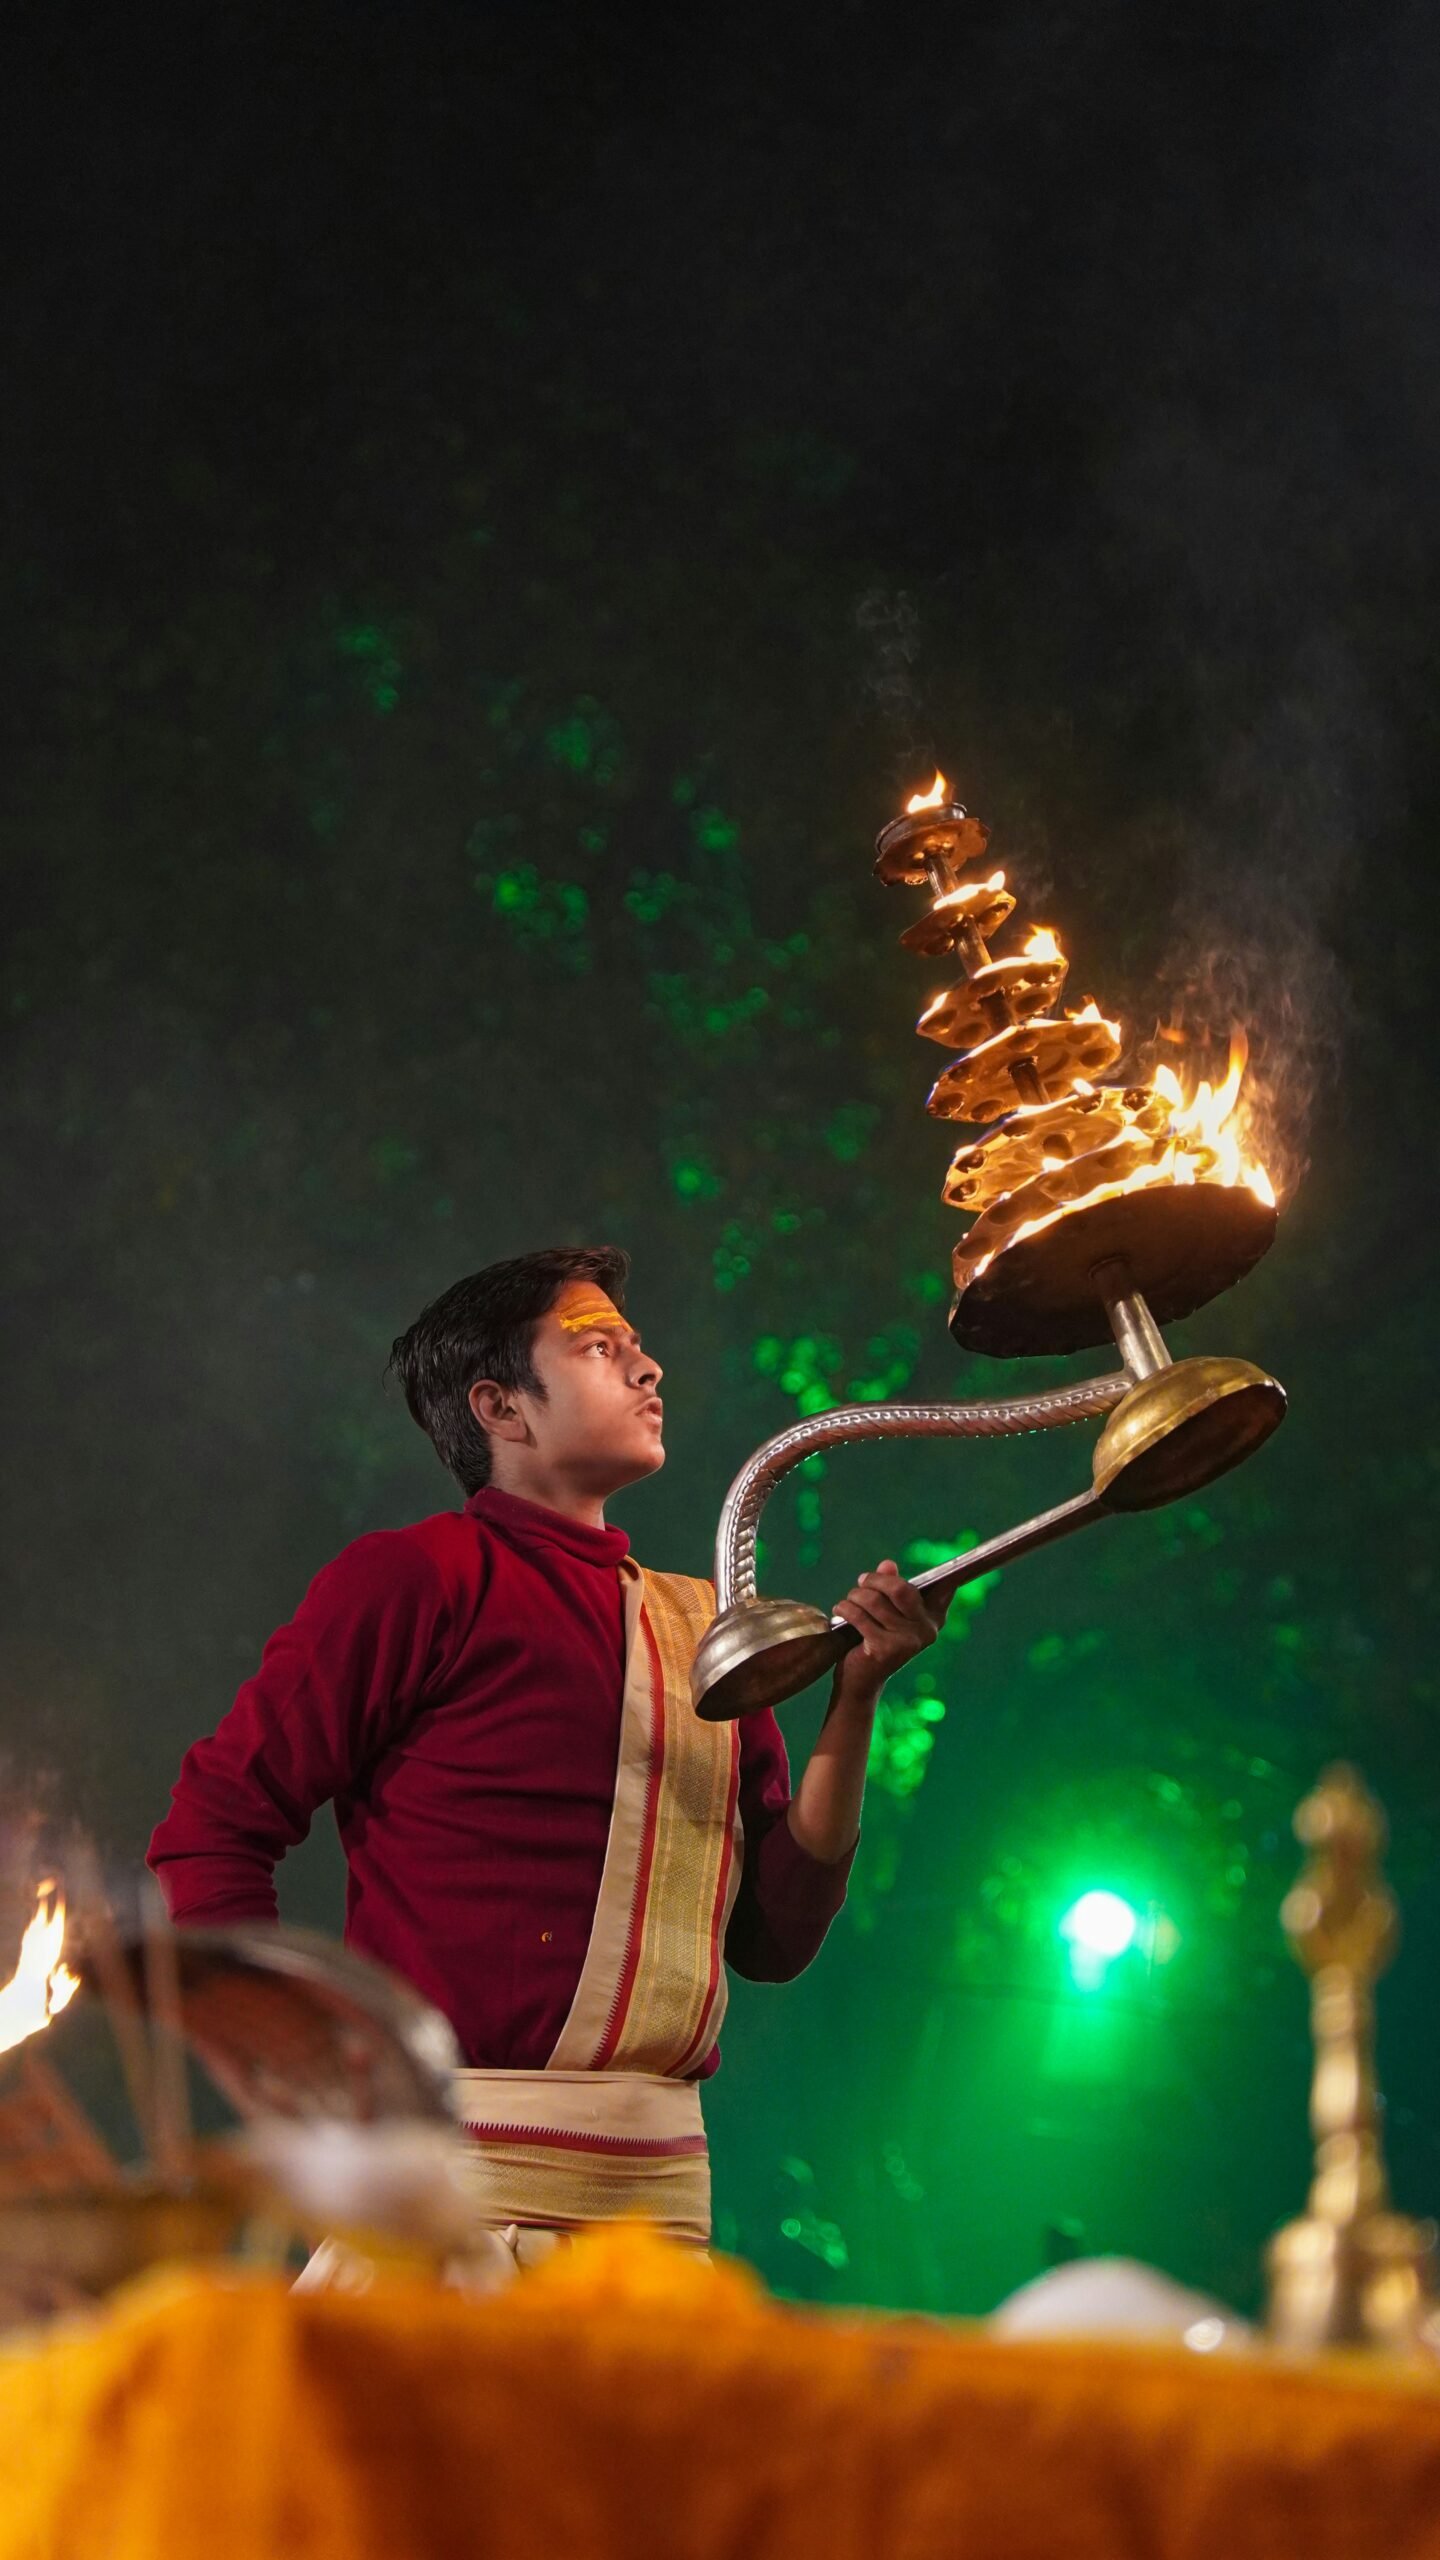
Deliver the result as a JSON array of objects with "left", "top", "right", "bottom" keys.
[
  {"left": 693, "top": 776, "right": 1287, "bottom": 1720},
  {"left": 1266, "top": 1766, "right": 1437, "bottom": 2356}
]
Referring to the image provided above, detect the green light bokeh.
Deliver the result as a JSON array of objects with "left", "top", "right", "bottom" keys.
[{"left": 1060, "top": 1890, "right": 1140, "bottom": 1961}]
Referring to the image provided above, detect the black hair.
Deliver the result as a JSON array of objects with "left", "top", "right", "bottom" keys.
[{"left": 387, "top": 1244, "right": 630, "bottom": 1495}]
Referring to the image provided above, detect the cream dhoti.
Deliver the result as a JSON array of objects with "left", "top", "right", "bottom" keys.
[{"left": 451, "top": 2068, "right": 710, "bottom": 2245}]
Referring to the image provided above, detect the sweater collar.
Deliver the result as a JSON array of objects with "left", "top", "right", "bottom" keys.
[{"left": 466, "top": 1483, "right": 630, "bottom": 1568}]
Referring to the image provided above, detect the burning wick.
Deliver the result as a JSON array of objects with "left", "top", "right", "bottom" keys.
[
  {"left": 0, "top": 1882, "right": 80, "bottom": 2058},
  {"left": 1023, "top": 926, "right": 1063, "bottom": 965},
  {"left": 905, "top": 770, "right": 950, "bottom": 815},
  {"left": 1154, "top": 1028, "right": 1277, "bottom": 1208},
  {"left": 932, "top": 873, "right": 1007, "bottom": 909}
]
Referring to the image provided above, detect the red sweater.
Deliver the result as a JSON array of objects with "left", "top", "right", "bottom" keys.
[{"left": 147, "top": 1486, "right": 852, "bottom": 2074}]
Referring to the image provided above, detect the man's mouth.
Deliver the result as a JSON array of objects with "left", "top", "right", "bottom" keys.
[{"left": 640, "top": 1398, "right": 664, "bottom": 1426}]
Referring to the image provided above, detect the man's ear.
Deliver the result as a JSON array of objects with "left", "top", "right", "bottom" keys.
[{"left": 468, "top": 1378, "right": 530, "bottom": 1444}]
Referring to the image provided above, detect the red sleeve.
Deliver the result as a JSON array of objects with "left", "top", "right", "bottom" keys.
[
  {"left": 723, "top": 1707, "right": 855, "bottom": 1983},
  {"left": 147, "top": 1531, "right": 453, "bottom": 1927}
]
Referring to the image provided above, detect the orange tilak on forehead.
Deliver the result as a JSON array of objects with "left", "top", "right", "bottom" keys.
[{"left": 554, "top": 1286, "right": 628, "bottom": 1335}]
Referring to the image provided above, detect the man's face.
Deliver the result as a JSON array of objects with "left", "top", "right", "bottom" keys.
[{"left": 512, "top": 1284, "right": 665, "bottom": 1495}]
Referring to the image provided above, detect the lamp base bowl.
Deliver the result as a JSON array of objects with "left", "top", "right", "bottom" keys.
[
  {"left": 690, "top": 1598, "right": 842, "bottom": 1723},
  {"left": 1092, "top": 1354, "right": 1286, "bottom": 1510}
]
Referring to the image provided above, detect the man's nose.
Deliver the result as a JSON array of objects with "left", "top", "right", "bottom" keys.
[{"left": 634, "top": 1347, "right": 662, "bottom": 1389}]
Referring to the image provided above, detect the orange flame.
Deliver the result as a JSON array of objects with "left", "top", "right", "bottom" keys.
[
  {"left": 932, "top": 871, "right": 1005, "bottom": 909},
  {"left": 962, "top": 1025, "right": 1276, "bottom": 1280},
  {"left": 0, "top": 1883, "right": 80, "bottom": 2058},
  {"left": 905, "top": 771, "right": 949, "bottom": 815},
  {"left": 1023, "top": 926, "right": 1063, "bottom": 965},
  {"left": 1152, "top": 1028, "right": 1277, "bottom": 1205}
]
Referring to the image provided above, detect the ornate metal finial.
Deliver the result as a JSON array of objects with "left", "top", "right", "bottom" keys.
[{"left": 1265, "top": 1764, "right": 1437, "bottom": 2354}]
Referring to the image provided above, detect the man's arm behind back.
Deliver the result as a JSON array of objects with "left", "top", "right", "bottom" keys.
[{"left": 147, "top": 1530, "right": 451, "bottom": 1926}]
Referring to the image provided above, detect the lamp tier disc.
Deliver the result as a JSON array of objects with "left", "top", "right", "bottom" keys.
[
  {"left": 899, "top": 881, "right": 1016, "bottom": 955},
  {"left": 953, "top": 1130, "right": 1186, "bottom": 1278},
  {"left": 917, "top": 953, "right": 1069, "bottom": 1050},
  {"left": 874, "top": 806, "right": 991, "bottom": 888},
  {"left": 944, "top": 1087, "right": 1164, "bottom": 1211},
  {"left": 927, "top": 1014, "right": 1123, "bottom": 1123},
  {"left": 949, "top": 1180, "right": 1279, "bottom": 1358}
]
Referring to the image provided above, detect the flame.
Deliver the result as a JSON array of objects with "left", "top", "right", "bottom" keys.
[
  {"left": 961, "top": 1023, "right": 1275, "bottom": 1279},
  {"left": 905, "top": 771, "right": 949, "bottom": 815},
  {"left": 1024, "top": 926, "right": 1063, "bottom": 965},
  {"left": 1151, "top": 1027, "right": 1274, "bottom": 1200},
  {"left": 0, "top": 1883, "right": 80, "bottom": 2058},
  {"left": 933, "top": 871, "right": 1005, "bottom": 910}
]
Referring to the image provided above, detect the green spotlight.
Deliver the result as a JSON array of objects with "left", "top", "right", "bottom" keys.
[{"left": 1059, "top": 1890, "right": 1139, "bottom": 1960}]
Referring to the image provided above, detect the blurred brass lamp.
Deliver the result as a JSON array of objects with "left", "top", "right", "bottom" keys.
[
  {"left": 0, "top": 1914, "right": 492, "bottom": 2323},
  {"left": 693, "top": 777, "right": 1286, "bottom": 1721},
  {"left": 1266, "top": 1767, "right": 1439, "bottom": 2357}
]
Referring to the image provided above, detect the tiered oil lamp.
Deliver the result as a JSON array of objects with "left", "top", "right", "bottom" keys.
[
  {"left": 692, "top": 775, "right": 1287, "bottom": 1720},
  {"left": 883, "top": 775, "right": 1278, "bottom": 1378}
]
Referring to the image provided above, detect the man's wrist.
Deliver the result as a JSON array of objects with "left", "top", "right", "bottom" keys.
[{"left": 829, "top": 1656, "right": 885, "bottom": 1713}]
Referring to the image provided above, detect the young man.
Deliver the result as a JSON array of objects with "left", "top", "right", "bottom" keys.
[{"left": 149, "top": 1246, "right": 943, "bottom": 2259}]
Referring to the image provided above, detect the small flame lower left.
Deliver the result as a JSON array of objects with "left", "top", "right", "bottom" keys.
[{"left": 0, "top": 1884, "right": 80, "bottom": 2058}]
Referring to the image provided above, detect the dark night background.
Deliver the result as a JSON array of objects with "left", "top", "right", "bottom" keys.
[{"left": 4, "top": 0, "right": 1439, "bottom": 2313}]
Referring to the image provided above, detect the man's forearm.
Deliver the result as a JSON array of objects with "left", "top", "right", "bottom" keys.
[
  {"left": 788, "top": 1557, "right": 946, "bottom": 1863},
  {"left": 149, "top": 1841, "right": 282, "bottom": 1927},
  {"left": 785, "top": 1667, "right": 881, "bottom": 1864},
  {"left": 147, "top": 1716, "right": 311, "bottom": 1926}
]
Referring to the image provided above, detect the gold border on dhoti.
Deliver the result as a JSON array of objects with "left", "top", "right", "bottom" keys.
[{"left": 548, "top": 1565, "right": 742, "bottom": 2080}]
